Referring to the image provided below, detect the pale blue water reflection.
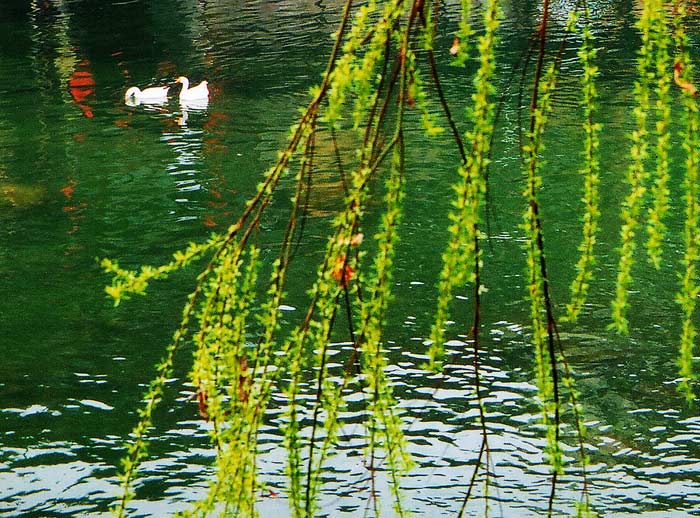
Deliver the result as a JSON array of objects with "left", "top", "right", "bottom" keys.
[{"left": 1, "top": 0, "right": 700, "bottom": 517}]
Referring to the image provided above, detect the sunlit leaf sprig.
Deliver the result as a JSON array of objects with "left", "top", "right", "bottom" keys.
[
  {"left": 406, "top": 47, "right": 445, "bottom": 136},
  {"left": 100, "top": 234, "right": 226, "bottom": 305},
  {"left": 284, "top": 4, "right": 433, "bottom": 515},
  {"left": 564, "top": 7, "right": 601, "bottom": 323},
  {"left": 520, "top": 3, "right": 600, "bottom": 508},
  {"left": 645, "top": 1, "right": 672, "bottom": 269},
  {"left": 672, "top": 0, "right": 700, "bottom": 402},
  {"left": 610, "top": 0, "right": 663, "bottom": 333},
  {"left": 427, "top": 0, "right": 499, "bottom": 371}
]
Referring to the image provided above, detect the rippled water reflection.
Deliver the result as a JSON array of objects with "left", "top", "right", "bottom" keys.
[{"left": 2, "top": 0, "right": 700, "bottom": 516}]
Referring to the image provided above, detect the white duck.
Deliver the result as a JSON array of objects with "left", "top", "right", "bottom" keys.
[
  {"left": 176, "top": 76, "right": 209, "bottom": 102},
  {"left": 124, "top": 85, "right": 170, "bottom": 104}
]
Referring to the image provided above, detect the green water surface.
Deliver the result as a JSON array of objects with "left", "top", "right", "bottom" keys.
[{"left": 1, "top": 1, "right": 699, "bottom": 516}]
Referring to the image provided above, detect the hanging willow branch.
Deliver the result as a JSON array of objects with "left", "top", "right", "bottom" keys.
[
  {"left": 610, "top": 0, "right": 666, "bottom": 333},
  {"left": 564, "top": 4, "right": 601, "bottom": 324},
  {"left": 645, "top": 1, "right": 672, "bottom": 269},
  {"left": 672, "top": 0, "right": 700, "bottom": 402},
  {"left": 518, "top": 5, "right": 571, "bottom": 515},
  {"left": 519, "top": 2, "right": 594, "bottom": 516}
]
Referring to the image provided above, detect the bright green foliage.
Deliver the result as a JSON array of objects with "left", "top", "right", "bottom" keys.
[
  {"left": 519, "top": 6, "right": 603, "bottom": 511},
  {"left": 324, "top": 0, "right": 407, "bottom": 131},
  {"left": 426, "top": 2, "right": 502, "bottom": 510},
  {"left": 610, "top": 0, "right": 668, "bottom": 333},
  {"left": 575, "top": 500, "right": 598, "bottom": 518},
  {"left": 101, "top": 235, "right": 225, "bottom": 305},
  {"left": 427, "top": 0, "right": 499, "bottom": 371},
  {"left": 672, "top": 0, "right": 700, "bottom": 402},
  {"left": 645, "top": 1, "right": 672, "bottom": 269},
  {"left": 450, "top": 0, "right": 473, "bottom": 68},
  {"left": 565, "top": 8, "right": 601, "bottom": 324},
  {"left": 180, "top": 247, "right": 262, "bottom": 518}
]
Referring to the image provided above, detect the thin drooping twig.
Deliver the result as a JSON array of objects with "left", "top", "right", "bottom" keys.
[
  {"left": 289, "top": 125, "right": 316, "bottom": 262},
  {"left": 526, "top": 1, "right": 562, "bottom": 515},
  {"left": 422, "top": 37, "right": 467, "bottom": 163}
]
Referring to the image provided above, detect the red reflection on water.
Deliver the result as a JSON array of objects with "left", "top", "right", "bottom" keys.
[
  {"left": 68, "top": 59, "right": 95, "bottom": 119},
  {"left": 60, "top": 179, "right": 76, "bottom": 199}
]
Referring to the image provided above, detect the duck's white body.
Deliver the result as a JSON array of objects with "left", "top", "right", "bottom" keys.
[
  {"left": 176, "top": 76, "right": 209, "bottom": 101},
  {"left": 124, "top": 85, "right": 170, "bottom": 103}
]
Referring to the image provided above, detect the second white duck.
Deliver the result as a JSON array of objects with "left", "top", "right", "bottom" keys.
[{"left": 176, "top": 76, "right": 209, "bottom": 101}]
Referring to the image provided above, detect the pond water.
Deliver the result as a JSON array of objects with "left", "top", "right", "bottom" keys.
[{"left": 2, "top": 0, "right": 700, "bottom": 516}]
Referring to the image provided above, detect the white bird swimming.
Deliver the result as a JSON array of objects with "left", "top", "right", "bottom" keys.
[
  {"left": 176, "top": 76, "right": 209, "bottom": 101},
  {"left": 124, "top": 85, "right": 170, "bottom": 104}
]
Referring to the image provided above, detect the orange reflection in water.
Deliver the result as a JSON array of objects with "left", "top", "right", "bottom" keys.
[{"left": 68, "top": 59, "right": 95, "bottom": 119}]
